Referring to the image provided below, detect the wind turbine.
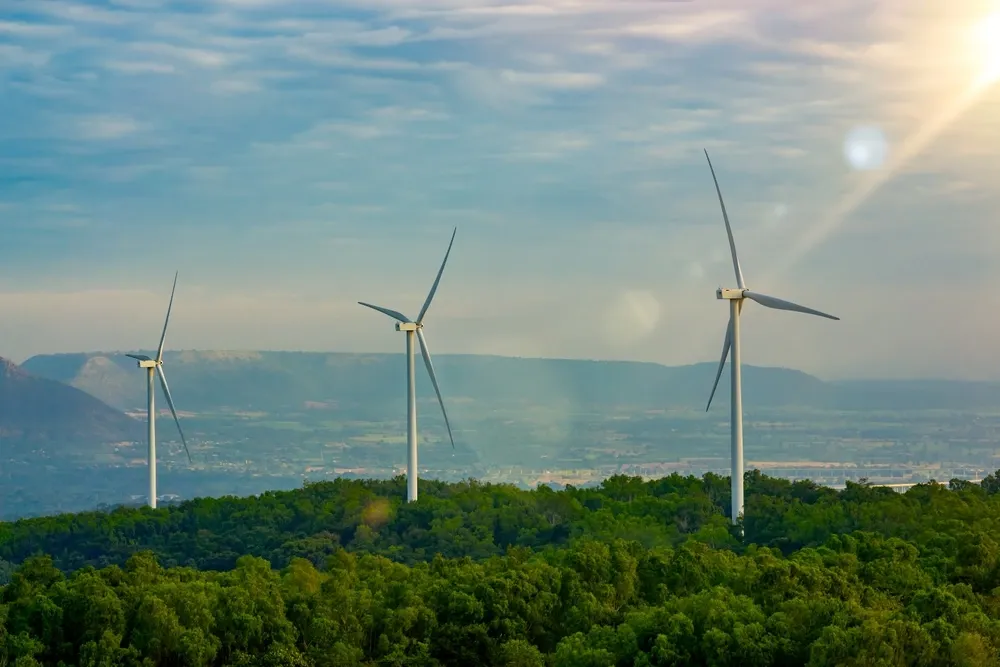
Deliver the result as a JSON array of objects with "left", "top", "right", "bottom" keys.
[
  {"left": 702, "top": 150, "right": 839, "bottom": 526},
  {"left": 125, "top": 271, "right": 191, "bottom": 509},
  {"left": 358, "top": 228, "right": 457, "bottom": 503}
]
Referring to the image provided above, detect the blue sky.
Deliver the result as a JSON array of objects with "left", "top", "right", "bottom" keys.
[{"left": 1, "top": 0, "right": 998, "bottom": 380}]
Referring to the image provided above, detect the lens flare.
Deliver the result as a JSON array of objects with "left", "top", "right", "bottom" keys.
[
  {"left": 843, "top": 125, "right": 889, "bottom": 171},
  {"left": 973, "top": 12, "right": 1000, "bottom": 84}
]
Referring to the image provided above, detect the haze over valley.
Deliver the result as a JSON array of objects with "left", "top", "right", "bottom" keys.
[{"left": 0, "top": 349, "right": 996, "bottom": 519}]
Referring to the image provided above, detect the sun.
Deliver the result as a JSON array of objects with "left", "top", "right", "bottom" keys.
[{"left": 973, "top": 12, "right": 1000, "bottom": 84}]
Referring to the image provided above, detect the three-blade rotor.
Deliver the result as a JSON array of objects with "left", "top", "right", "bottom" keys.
[
  {"left": 703, "top": 151, "right": 840, "bottom": 412},
  {"left": 358, "top": 228, "right": 457, "bottom": 448},
  {"left": 126, "top": 271, "right": 191, "bottom": 463}
]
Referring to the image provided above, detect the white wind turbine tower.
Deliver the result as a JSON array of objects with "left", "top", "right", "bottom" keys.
[
  {"left": 359, "top": 228, "right": 457, "bottom": 503},
  {"left": 702, "top": 150, "right": 839, "bottom": 526},
  {"left": 125, "top": 272, "right": 191, "bottom": 509}
]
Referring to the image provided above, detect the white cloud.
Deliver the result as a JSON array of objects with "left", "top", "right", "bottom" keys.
[
  {"left": 0, "top": 20, "right": 72, "bottom": 37},
  {"left": 210, "top": 0, "right": 284, "bottom": 7},
  {"left": 98, "top": 163, "right": 163, "bottom": 182},
  {"left": 499, "top": 69, "right": 605, "bottom": 89},
  {"left": 109, "top": 0, "right": 165, "bottom": 7},
  {"left": 43, "top": 203, "right": 80, "bottom": 212},
  {"left": 283, "top": 44, "right": 460, "bottom": 72},
  {"left": 187, "top": 166, "right": 229, "bottom": 181},
  {"left": 304, "top": 121, "right": 387, "bottom": 142},
  {"left": 498, "top": 131, "right": 592, "bottom": 161},
  {"left": 104, "top": 60, "right": 176, "bottom": 74},
  {"left": 0, "top": 44, "right": 50, "bottom": 68},
  {"left": 370, "top": 106, "right": 449, "bottom": 121},
  {"left": 349, "top": 26, "right": 413, "bottom": 46},
  {"left": 31, "top": 1, "right": 131, "bottom": 24},
  {"left": 609, "top": 10, "right": 749, "bottom": 41},
  {"left": 75, "top": 114, "right": 142, "bottom": 140},
  {"left": 130, "top": 43, "right": 231, "bottom": 68},
  {"left": 210, "top": 78, "right": 262, "bottom": 94}
]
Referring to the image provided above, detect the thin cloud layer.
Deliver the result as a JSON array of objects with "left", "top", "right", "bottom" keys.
[{"left": 1, "top": 0, "right": 998, "bottom": 378}]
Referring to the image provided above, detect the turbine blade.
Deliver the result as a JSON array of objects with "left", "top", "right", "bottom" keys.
[
  {"left": 156, "top": 366, "right": 191, "bottom": 464},
  {"left": 706, "top": 317, "right": 733, "bottom": 412},
  {"left": 358, "top": 302, "right": 410, "bottom": 323},
  {"left": 744, "top": 291, "right": 840, "bottom": 320},
  {"left": 417, "top": 329, "right": 455, "bottom": 449},
  {"left": 126, "top": 354, "right": 152, "bottom": 361},
  {"left": 416, "top": 227, "right": 457, "bottom": 325},
  {"left": 156, "top": 271, "right": 178, "bottom": 363},
  {"left": 704, "top": 150, "right": 746, "bottom": 289}
]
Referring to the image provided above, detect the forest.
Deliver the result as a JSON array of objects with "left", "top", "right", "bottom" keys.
[{"left": 3, "top": 470, "right": 1000, "bottom": 666}]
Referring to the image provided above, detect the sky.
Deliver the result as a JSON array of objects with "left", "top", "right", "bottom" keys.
[{"left": 1, "top": 0, "right": 999, "bottom": 380}]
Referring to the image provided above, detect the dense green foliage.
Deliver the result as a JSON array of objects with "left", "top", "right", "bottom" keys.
[{"left": 4, "top": 470, "right": 1000, "bottom": 665}]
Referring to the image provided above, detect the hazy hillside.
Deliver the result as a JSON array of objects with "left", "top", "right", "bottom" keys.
[
  {"left": 826, "top": 379, "right": 1000, "bottom": 410},
  {"left": 20, "top": 350, "right": 1000, "bottom": 414},
  {"left": 22, "top": 350, "right": 833, "bottom": 413},
  {"left": 0, "top": 356, "right": 143, "bottom": 450}
]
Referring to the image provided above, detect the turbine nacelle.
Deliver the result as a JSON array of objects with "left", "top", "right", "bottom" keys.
[
  {"left": 396, "top": 322, "right": 420, "bottom": 332},
  {"left": 126, "top": 354, "right": 160, "bottom": 369},
  {"left": 717, "top": 288, "right": 745, "bottom": 300}
]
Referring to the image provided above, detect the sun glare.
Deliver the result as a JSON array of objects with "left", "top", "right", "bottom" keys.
[{"left": 973, "top": 12, "right": 1000, "bottom": 84}]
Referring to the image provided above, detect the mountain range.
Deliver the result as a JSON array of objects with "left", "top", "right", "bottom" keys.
[
  {"left": 19, "top": 350, "right": 1000, "bottom": 415},
  {"left": 0, "top": 357, "right": 142, "bottom": 450}
]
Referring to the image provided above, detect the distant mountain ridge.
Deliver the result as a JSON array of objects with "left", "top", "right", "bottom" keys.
[
  {"left": 19, "top": 351, "right": 1000, "bottom": 414},
  {"left": 0, "top": 356, "right": 143, "bottom": 449}
]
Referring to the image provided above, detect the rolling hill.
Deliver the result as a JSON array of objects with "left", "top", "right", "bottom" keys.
[
  {"left": 19, "top": 350, "right": 1000, "bottom": 414},
  {"left": 21, "top": 351, "right": 830, "bottom": 413},
  {"left": 0, "top": 356, "right": 143, "bottom": 450}
]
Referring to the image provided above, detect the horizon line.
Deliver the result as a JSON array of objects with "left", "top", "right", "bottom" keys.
[{"left": 9, "top": 349, "right": 1000, "bottom": 385}]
